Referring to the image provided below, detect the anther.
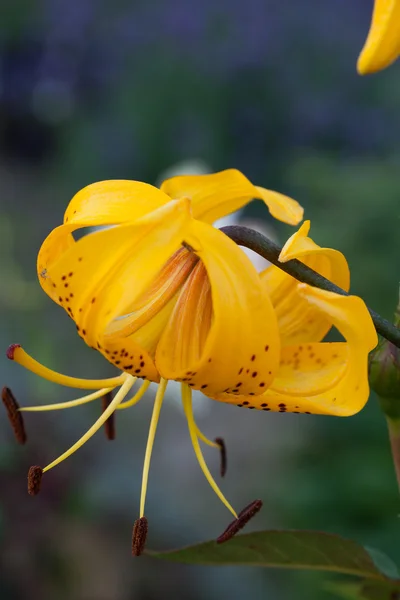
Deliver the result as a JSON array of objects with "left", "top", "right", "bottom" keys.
[
  {"left": 101, "top": 392, "right": 115, "bottom": 440},
  {"left": 216, "top": 499, "right": 263, "bottom": 544},
  {"left": 6, "top": 344, "right": 21, "bottom": 360},
  {"left": 28, "top": 465, "right": 43, "bottom": 495},
  {"left": 1, "top": 386, "right": 26, "bottom": 444},
  {"left": 215, "top": 437, "right": 227, "bottom": 477},
  {"left": 132, "top": 516, "right": 148, "bottom": 556}
]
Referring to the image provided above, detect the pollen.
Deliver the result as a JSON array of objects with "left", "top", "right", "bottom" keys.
[
  {"left": 28, "top": 465, "right": 43, "bottom": 495},
  {"left": 132, "top": 516, "right": 148, "bottom": 556},
  {"left": 1, "top": 386, "right": 27, "bottom": 444},
  {"left": 217, "top": 499, "right": 263, "bottom": 544}
]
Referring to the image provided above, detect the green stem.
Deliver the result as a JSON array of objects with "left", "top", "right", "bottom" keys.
[
  {"left": 386, "top": 417, "right": 400, "bottom": 493},
  {"left": 221, "top": 225, "right": 400, "bottom": 349}
]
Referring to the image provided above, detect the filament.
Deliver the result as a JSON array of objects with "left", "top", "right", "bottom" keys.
[
  {"left": 19, "top": 387, "right": 115, "bottom": 412},
  {"left": 195, "top": 424, "right": 220, "bottom": 449},
  {"left": 117, "top": 380, "right": 151, "bottom": 410},
  {"left": 139, "top": 378, "right": 168, "bottom": 517},
  {"left": 42, "top": 375, "right": 135, "bottom": 473},
  {"left": 181, "top": 384, "right": 237, "bottom": 518},
  {"left": 9, "top": 345, "right": 126, "bottom": 389}
]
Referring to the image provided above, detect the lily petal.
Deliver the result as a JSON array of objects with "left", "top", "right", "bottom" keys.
[
  {"left": 156, "top": 220, "right": 281, "bottom": 395},
  {"left": 64, "top": 180, "right": 169, "bottom": 226},
  {"left": 38, "top": 181, "right": 170, "bottom": 304},
  {"left": 209, "top": 287, "right": 377, "bottom": 416},
  {"left": 261, "top": 221, "right": 350, "bottom": 344},
  {"left": 161, "top": 169, "right": 303, "bottom": 225},
  {"left": 44, "top": 199, "right": 192, "bottom": 380},
  {"left": 357, "top": 0, "right": 400, "bottom": 74}
]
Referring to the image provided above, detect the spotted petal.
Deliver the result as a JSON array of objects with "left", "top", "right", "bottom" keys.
[
  {"left": 209, "top": 287, "right": 378, "bottom": 416},
  {"left": 155, "top": 220, "right": 281, "bottom": 395},
  {"left": 38, "top": 181, "right": 170, "bottom": 305},
  {"left": 261, "top": 221, "right": 350, "bottom": 345},
  {"left": 161, "top": 169, "right": 303, "bottom": 225},
  {"left": 357, "top": 0, "right": 400, "bottom": 74},
  {"left": 43, "top": 199, "right": 192, "bottom": 380}
]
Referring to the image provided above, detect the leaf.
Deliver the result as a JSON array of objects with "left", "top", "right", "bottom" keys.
[
  {"left": 327, "top": 579, "right": 400, "bottom": 600},
  {"left": 147, "top": 530, "right": 388, "bottom": 580}
]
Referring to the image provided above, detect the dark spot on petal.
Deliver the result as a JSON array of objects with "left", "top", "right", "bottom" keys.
[
  {"left": 135, "top": 369, "right": 141, "bottom": 374},
  {"left": 123, "top": 364, "right": 133, "bottom": 370},
  {"left": 243, "top": 401, "right": 249, "bottom": 406},
  {"left": 201, "top": 384, "right": 208, "bottom": 389},
  {"left": 82, "top": 329, "right": 86, "bottom": 335},
  {"left": 238, "top": 368, "right": 243, "bottom": 375},
  {"left": 251, "top": 355, "right": 256, "bottom": 361},
  {"left": 140, "top": 361, "right": 145, "bottom": 368},
  {"left": 259, "top": 382, "right": 265, "bottom": 387},
  {"left": 61, "top": 275, "right": 67, "bottom": 281},
  {"left": 264, "top": 345, "right": 269, "bottom": 352},
  {"left": 252, "top": 372, "right": 257, "bottom": 378}
]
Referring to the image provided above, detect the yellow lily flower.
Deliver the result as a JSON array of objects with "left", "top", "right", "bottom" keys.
[
  {"left": 6, "top": 169, "right": 303, "bottom": 550},
  {"left": 357, "top": 0, "right": 400, "bottom": 74},
  {"left": 209, "top": 221, "right": 378, "bottom": 416}
]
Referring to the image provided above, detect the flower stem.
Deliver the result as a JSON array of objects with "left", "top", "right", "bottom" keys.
[
  {"left": 221, "top": 225, "right": 400, "bottom": 349},
  {"left": 386, "top": 417, "right": 400, "bottom": 492}
]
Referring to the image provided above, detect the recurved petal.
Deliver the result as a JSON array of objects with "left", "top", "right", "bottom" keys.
[
  {"left": 160, "top": 169, "right": 303, "bottom": 225},
  {"left": 209, "top": 287, "right": 377, "bottom": 416},
  {"left": 156, "top": 220, "right": 281, "bottom": 395},
  {"left": 64, "top": 180, "right": 170, "bottom": 226},
  {"left": 44, "top": 199, "right": 192, "bottom": 380},
  {"left": 261, "top": 221, "right": 350, "bottom": 344},
  {"left": 357, "top": 0, "right": 400, "bottom": 74}
]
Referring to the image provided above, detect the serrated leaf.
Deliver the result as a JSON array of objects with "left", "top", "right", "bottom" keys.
[{"left": 147, "top": 530, "right": 388, "bottom": 580}]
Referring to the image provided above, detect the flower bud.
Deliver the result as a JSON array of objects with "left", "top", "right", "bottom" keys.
[{"left": 369, "top": 295, "right": 400, "bottom": 418}]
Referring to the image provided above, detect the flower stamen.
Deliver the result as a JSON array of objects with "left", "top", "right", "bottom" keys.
[
  {"left": 7, "top": 344, "right": 126, "bottom": 390},
  {"left": 101, "top": 391, "right": 115, "bottom": 440},
  {"left": 194, "top": 425, "right": 227, "bottom": 477},
  {"left": 181, "top": 384, "right": 237, "bottom": 519},
  {"left": 18, "top": 386, "right": 116, "bottom": 412},
  {"left": 217, "top": 499, "right": 263, "bottom": 544},
  {"left": 42, "top": 375, "right": 135, "bottom": 474},
  {"left": 139, "top": 378, "right": 167, "bottom": 518},
  {"left": 117, "top": 380, "right": 151, "bottom": 410},
  {"left": 132, "top": 516, "right": 148, "bottom": 556},
  {"left": 1, "top": 386, "right": 27, "bottom": 444},
  {"left": 215, "top": 437, "right": 227, "bottom": 477},
  {"left": 28, "top": 465, "right": 43, "bottom": 495}
]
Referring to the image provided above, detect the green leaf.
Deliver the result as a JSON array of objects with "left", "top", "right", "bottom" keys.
[
  {"left": 327, "top": 579, "right": 400, "bottom": 600},
  {"left": 147, "top": 530, "right": 388, "bottom": 580}
]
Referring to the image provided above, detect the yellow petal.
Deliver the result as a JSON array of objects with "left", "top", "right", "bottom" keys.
[
  {"left": 161, "top": 169, "right": 303, "bottom": 225},
  {"left": 209, "top": 287, "right": 377, "bottom": 416},
  {"left": 37, "top": 180, "right": 170, "bottom": 305},
  {"left": 357, "top": 0, "right": 400, "bottom": 74},
  {"left": 44, "top": 199, "right": 192, "bottom": 380},
  {"left": 64, "top": 180, "right": 169, "bottom": 226},
  {"left": 156, "top": 220, "right": 281, "bottom": 395},
  {"left": 261, "top": 221, "right": 350, "bottom": 344}
]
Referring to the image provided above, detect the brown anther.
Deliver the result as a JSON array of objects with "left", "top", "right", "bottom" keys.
[
  {"left": 132, "top": 516, "right": 148, "bottom": 556},
  {"left": 215, "top": 437, "right": 227, "bottom": 477},
  {"left": 28, "top": 465, "right": 43, "bottom": 495},
  {"left": 101, "top": 392, "right": 115, "bottom": 440},
  {"left": 217, "top": 499, "right": 263, "bottom": 544},
  {"left": 1, "top": 386, "right": 26, "bottom": 444},
  {"left": 6, "top": 344, "right": 21, "bottom": 360}
]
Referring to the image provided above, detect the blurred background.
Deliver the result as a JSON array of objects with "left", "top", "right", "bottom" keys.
[{"left": 1, "top": 1, "right": 399, "bottom": 599}]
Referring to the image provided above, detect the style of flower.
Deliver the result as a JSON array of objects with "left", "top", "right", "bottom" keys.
[
  {"left": 4, "top": 169, "right": 377, "bottom": 553},
  {"left": 358, "top": 0, "right": 400, "bottom": 74}
]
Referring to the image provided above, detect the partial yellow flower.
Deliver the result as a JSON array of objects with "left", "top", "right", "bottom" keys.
[
  {"left": 357, "top": 0, "right": 400, "bottom": 74},
  {"left": 208, "top": 222, "right": 378, "bottom": 416},
  {"left": 6, "top": 170, "right": 302, "bottom": 549}
]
